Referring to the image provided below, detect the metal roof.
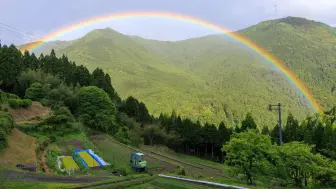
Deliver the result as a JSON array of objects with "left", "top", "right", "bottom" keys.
[{"left": 135, "top": 152, "right": 144, "bottom": 156}]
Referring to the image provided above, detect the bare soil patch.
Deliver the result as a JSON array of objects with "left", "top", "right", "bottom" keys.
[
  {"left": 0, "top": 128, "right": 37, "bottom": 166},
  {"left": 8, "top": 101, "right": 50, "bottom": 122}
]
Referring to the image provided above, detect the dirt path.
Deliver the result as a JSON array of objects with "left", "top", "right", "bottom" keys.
[
  {"left": 41, "top": 147, "right": 52, "bottom": 174},
  {"left": 1, "top": 171, "right": 110, "bottom": 183}
]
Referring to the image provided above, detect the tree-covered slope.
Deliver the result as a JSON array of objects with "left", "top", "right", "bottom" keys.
[
  {"left": 20, "top": 17, "right": 336, "bottom": 127},
  {"left": 239, "top": 17, "right": 336, "bottom": 110}
]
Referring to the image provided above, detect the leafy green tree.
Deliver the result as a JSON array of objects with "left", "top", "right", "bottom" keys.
[
  {"left": 240, "top": 112, "right": 257, "bottom": 132},
  {"left": 277, "top": 142, "right": 335, "bottom": 188},
  {"left": 0, "top": 45, "right": 22, "bottom": 90},
  {"left": 40, "top": 106, "right": 79, "bottom": 136},
  {"left": 283, "top": 113, "right": 302, "bottom": 142},
  {"left": 270, "top": 124, "right": 281, "bottom": 145},
  {"left": 46, "top": 84, "right": 76, "bottom": 110},
  {"left": 222, "top": 130, "right": 273, "bottom": 185},
  {"left": 73, "top": 65, "right": 91, "bottom": 86},
  {"left": 76, "top": 86, "right": 117, "bottom": 133},
  {"left": 143, "top": 124, "right": 166, "bottom": 146},
  {"left": 114, "top": 126, "right": 131, "bottom": 145},
  {"left": 218, "top": 121, "right": 232, "bottom": 144},
  {"left": 261, "top": 125, "right": 270, "bottom": 135},
  {"left": 25, "top": 82, "right": 47, "bottom": 101}
]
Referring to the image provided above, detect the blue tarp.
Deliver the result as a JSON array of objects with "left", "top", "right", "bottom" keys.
[{"left": 87, "top": 149, "right": 110, "bottom": 167}]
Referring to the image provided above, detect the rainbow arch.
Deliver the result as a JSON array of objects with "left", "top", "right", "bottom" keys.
[{"left": 21, "top": 11, "right": 321, "bottom": 112}]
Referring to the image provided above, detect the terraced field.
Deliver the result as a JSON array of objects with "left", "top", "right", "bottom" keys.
[
  {"left": 90, "top": 135, "right": 177, "bottom": 174},
  {"left": 60, "top": 156, "right": 79, "bottom": 170},
  {"left": 77, "top": 151, "right": 100, "bottom": 168}
]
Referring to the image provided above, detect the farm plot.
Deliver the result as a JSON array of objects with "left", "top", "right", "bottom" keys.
[
  {"left": 90, "top": 135, "right": 177, "bottom": 174},
  {"left": 61, "top": 156, "right": 79, "bottom": 170},
  {"left": 77, "top": 151, "right": 100, "bottom": 168}
]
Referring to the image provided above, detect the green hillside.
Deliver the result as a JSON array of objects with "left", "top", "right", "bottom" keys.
[
  {"left": 20, "top": 17, "right": 336, "bottom": 127},
  {"left": 240, "top": 17, "right": 336, "bottom": 110}
]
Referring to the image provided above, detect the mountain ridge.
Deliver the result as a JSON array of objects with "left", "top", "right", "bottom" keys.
[{"left": 18, "top": 16, "right": 336, "bottom": 126}]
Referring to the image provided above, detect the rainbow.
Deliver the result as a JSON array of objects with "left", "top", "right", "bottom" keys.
[{"left": 21, "top": 11, "right": 321, "bottom": 112}]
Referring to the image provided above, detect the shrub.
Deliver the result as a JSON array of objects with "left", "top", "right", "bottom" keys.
[
  {"left": 40, "top": 98, "right": 51, "bottom": 107},
  {"left": 8, "top": 99, "right": 32, "bottom": 109},
  {"left": 21, "top": 99, "right": 32, "bottom": 108},
  {"left": 8, "top": 99, "right": 20, "bottom": 109},
  {"left": 0, "top": 111, "right": 15, "bottom": 134},
  {"left": 46, "top": 149, "right": 61, "bottom": 170},
  {"left": 25, "top": 82, "right": 47, "bottom": 101},
  {"left": 0, "top": 128, "right": 8, "bottom": 150},
  {"left": 7, "top": 93, "right": 19, "bottom": 99}
]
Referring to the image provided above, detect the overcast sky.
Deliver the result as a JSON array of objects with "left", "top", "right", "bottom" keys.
[{"left": 0, "top": 0, "right": 335, "bottom": 45}]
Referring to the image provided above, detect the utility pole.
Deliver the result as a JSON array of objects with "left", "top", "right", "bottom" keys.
[{"left": 269, "top": 103, "right": 282, "bottom": 145}]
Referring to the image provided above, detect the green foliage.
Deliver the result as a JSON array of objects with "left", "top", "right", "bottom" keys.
[
  {"left": 76, "top": 86, "right": 117, "bottom": 133},
  {"left": 46, "top": 84, "right": 76, "bottom": 109},
  {"left": 222, "top": 130, "right": 273, "bottom": 185},
  {"left": 114, "top": 126, "right": 131, "bottom": 145},
  {"left": 119, "top": 96, "right": 151, "bottom": 123},
  {"left": 277, "top": 142, "right": 336, "bottom": 188},
  {"left": 39, "top": 106, "right": 79, "bottom": 136},
  {"left": 8, "top": 99, "right": 32, "bottom": 109},
  {"left": 7, "top": 99, "right": 20, "bottom": 109},
  {"left": 240, "top": 113, "right": 257, "bottom": 132},
  {"left": 143, "top": 124, "right": 166, "bottom": 146},
  {"left": 0, "top": 45, "right": 22, "bottom": 88},
  {"left": 46, "top": 149, "right": 61, "bottom": 171},
  {"left": 25, "top": 82, "right": 47, "bottom": 101},
  {"left": 0, "top": 111, "right": 14, "bottom": 150},
  {"left": 0, "top": 111, "right": 15, "bottom": 135},
  {"left": 0, "top": 128, "right": 8, "bottom": 150}
]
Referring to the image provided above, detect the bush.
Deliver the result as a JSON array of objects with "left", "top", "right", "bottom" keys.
[
  {"left": 0, "top": 111, "right": 15, "bottom": 134},
  {"left": 21, "top": 99, "right": 32, "bottom": 108},
  {"left": 8, "top": 99, "right": 20, "bottom": 109},
  {"left": 25, "top": 82, "right": 47, "bottom": 101},
  {"left": 0, "top": 128, "right": 8, "bottom": 150},
  {"left": 40, "top": 98, "right": 51, "bottom": 107},
  {"left": 8, "top": 94, "right": 19, "bottom": 99},
  {"left": 8, "top": 99, "right": 32, "bottom": 109},
  {"left": 46, "top": 149, "right": 61, "bottom": 170},
  {"left": 114, "top": 126, "right": 131, "bottom": 145}
]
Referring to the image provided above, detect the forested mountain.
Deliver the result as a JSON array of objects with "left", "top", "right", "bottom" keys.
[{"left": 19, "top": 17, "right": 336, "bottom": 127}]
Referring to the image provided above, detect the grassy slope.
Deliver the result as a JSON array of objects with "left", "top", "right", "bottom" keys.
[
  {"left": 0, "top": 128, "right": 37, "bottom": 166},
  {"left": 21, "top": 17, "right": 336, "bottom": 127}
]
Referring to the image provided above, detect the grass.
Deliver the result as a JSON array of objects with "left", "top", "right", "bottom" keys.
[
  {"left": 60, "top": 156, "right": 79, "bottom": 170},
  {"left": 2, "top": 182, "right": 79, "bottom": 189},
  {"left": 89, "top": 175, "right": 156, "bottom": 189},
  {"left": 77, "top": 151, "right": 100, "bottom": 168},
  {"left": 129, "top": 177, "right": 216, "bottom": 189},
  {"left": 93, "top": 136, "right": 174, "bottom": 174},
  {"left": 0, "top": 128, "right": 37, "bottom": 166}
]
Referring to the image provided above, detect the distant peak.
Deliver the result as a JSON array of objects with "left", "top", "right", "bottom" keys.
[{"left": 277, "top": 16, "right": 326, "bottom": 28}]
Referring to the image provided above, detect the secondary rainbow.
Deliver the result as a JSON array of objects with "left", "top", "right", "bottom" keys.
[{"left": 21, "top": 11, "right": 321, "bottom": 112}]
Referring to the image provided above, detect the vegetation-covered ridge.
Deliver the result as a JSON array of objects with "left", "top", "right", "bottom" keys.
[
  {"left": 1, "top": 42, "right": 336, "bottom": 188},
  {"left": 20, "top": 16, "right": 336, "bottom": 127}
]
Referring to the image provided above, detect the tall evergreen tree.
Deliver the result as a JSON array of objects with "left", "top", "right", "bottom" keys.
[{"left": 240, "top": 112, "right": 257, "bottom": 132}]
